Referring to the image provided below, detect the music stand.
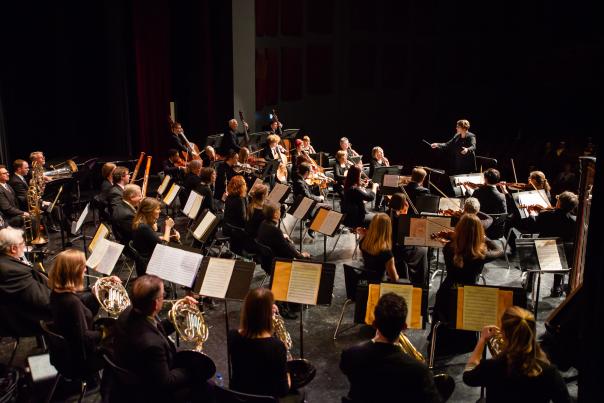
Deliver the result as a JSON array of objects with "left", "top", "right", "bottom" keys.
[
  {"left": 205, "top": 134, "right": 223, "bottom": 149},
  {"left": 248, "top": 132, "right": 267, "bottom": 150},
  {"left": 308, "top": 207, "right": 345, "bottom": 261},
  {"left": 189, "top": 210, "right": 220, "bottom": 246},
  {"left": 85, "top": 238, "right": 124, "bottom": 276},
  {"left": 281, "top": 129, "right": 299, "bottom": 140},
  {"left": 266, "top": 182, "right": 290, "bottom": 205},
  {"left": 349, "top": 156, "right": 362, "bottom": 165},
  {"left": 287, "top": 196, "right": 318, "bottom": 250},
  {"left": 269, "top": 258, "right": 336, "bottom": 358},
  {"left": 415, "top": 195, "right": 440, "bottom": 214},
  {"left": 146, "top": 243, "right": 203, "bottom": 288},
  {"left": 261, "top": 159, "right": 281, "bottom": 181},
  {"left": 512, "top": 190, "right": 551, "bottom": 219}
]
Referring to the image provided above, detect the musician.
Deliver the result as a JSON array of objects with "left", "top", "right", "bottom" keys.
[
  {"left": 339, "top": 137, "right": 359, "bottom": 159},
  {"left": 0, "top": 227, "right": 51, "bottom": 336},
  {"left": 169, "top": 121, "right": 188, "bottom": 154},
  {"left": 301, "top": 135, "right": 316, "bottom": 154},
  {"left": 9, "top": 160, "right": 30, "bottom": 211},
  {"left": 292, "top": 163, "right": 330, "bottom": 238},
  {"left": 214, "top": 151, "right": 238, "bottom": 204},
  {"left": 463, "top": 306, "right": 570, "bottom": 403},
  {"left": 115, "top": 275, "right": 212, "bottom": 402},
  {"left": 341, "top": 165, "right": 377, "bottom": 228},
  {"left": 99, "top": 162, "right": 116, "bottom": 198},
  {"left": 431, "top": 119, "right": 476, "bottom": 174},
  {"left": 257, "top": 201, "right": 310, "bottom": 260},
  {"left": 0, "top": 165, "right": 29, "bottom": 227},
  {"left": 359, "top": 213, "right": 399, "bottom": 283},
  {"left": 387, "top": 193, "right": 428, "bottom": 285},
  {"left": 462, "top": 197, "right": 493, "bottom": 231},
  {"left": 200, "top": 146, "right": 217, "bottom": 168},
  {"left": 162, "top": 149, "right": 186, "bottom": 181},
  {"left": 49, "top": 249, "right": 120, "bottom": 377},
  {"left": 263, "top": 134, "right": 284, "bottom": 162},
  {"left": 238, "top": 147, "right": 250, "bottom": 164},
  {"left": 197, "top": 168, "right": 217, "bottom": 214},
  {"left": 111, "top": 184, "right": 142, "bottom": 244},
  {"left": 333, "top": 151, "right": 349, "bottom": 196},
  {"left": 180, "top": 160, "right": 203, "bottom": 207},
  {"left": 471, "top": 168, "right": 507, "bottom": 239},
  {"left": 246, "top": 184, "right": 268, "bottom": 238},
  {"left": 403, "top": 167, "right": 430, "bottom": 208},
  {"left": 290, "top": 139, "right": 311, "bottom": 176},
  {"left": 223, "top": 176, "right": 248, "bottom": 236},
  {"left": 132, "top": 198, "right": 179, "bottom": 276},
  {"left": 368, "top": 146, "right": 389, "bottom": 179},
  {"left": 340, "top": 293, "right": 441, "bottom": 403},
  {"left": 218, "top": 118, "right": 248, "bottom": 155},
  {"left": 107, "top": 166, "right": 130, "bottom": 213},
  {"left": 528, "top": 170, "right": 552, "bottom": 201},
  {"left": 228, "top": 288, "right": 292, "bottom": 399},
  {"left": 268, "top": 119, "right": 283, "bottom": 135}
]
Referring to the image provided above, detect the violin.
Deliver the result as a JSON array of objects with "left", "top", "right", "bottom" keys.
[
  {"left": 438, "top": 209, "right": 463, "bottom": 218},
  {"left": 430, "top": 229, "right": 454, "bottom": 244},
  {"left": 518, "top": 204, "right": 554, "bottom": 215},
  {"left": 500, "top": 182, "right": 532, "bottom": 190}
]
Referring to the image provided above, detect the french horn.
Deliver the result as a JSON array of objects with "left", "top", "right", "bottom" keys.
[{"left": 92, "top": 276, "right": 131, "bottom": 317}]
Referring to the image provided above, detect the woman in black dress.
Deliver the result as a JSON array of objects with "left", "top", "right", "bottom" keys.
[
  {"left": 246, "top": 183, "right": 268, "bottom": 238},
  {"left": 223, "top": 175, "right": 248, "bottom": 235},
  {"left": 359, "top": 213, "right": 399, "bottom": 284},
  {"left": 333, "top": 150, "right": 349, "bottom": 197},
  {"left": 341, "top": 165, "right": 377, "bottom": 228},
  {"left": 463, "top": 306, "right": 570, "bottom": 403},
  {"left": 48, "top": 249, "right": 121, "bottom": 376}
]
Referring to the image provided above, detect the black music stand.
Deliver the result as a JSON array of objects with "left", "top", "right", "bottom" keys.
[
  {"left": 512, "top": 190, "right": 551, "bottom": 219},
  {"left": 206, "top": 134, "right": 223, "bottom": 149},
  {"left": 261, "top": 159, "right": 281, "bottom": 181},
  {"left": 248, "top": 132, "right": 267, "bottom": 150},
  {"left": 281, "top": 129, "right": 299, "bottom": 140},
  {"left": 189, "top": 210, "right": 220, "bottom": 247},
  {"left": 308, "top": 207, "right": 345, "bottom": 261},
  {"left": 269, "top": 258, "right": 336, "bottom": 358},
  {"left": 287, "top": 196, "right": 317, "bottom": 251},
  {"left": 415, "top": 195, "right": 440, "bottom": 214}
]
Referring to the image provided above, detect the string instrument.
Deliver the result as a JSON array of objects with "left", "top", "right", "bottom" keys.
[
  {"left": 272, "top": 108, "right": 283, "bottom": 135},
  {"left": 141, "top": 156, "right": 152, "bottom": 198},
  {"left": 348, "top": 142, "right": 360, "bottom": 157},
  {"left": 438, "top": 209, "right": 463, "bottom": 218},
  {"left": 168, "top": 115, "right": 200, "bottom": 161},
  {"left": 500, "top": 182, "right": 532, "bottom": 190},
  {"left": 130, "top": 152, "right": 145, "bottom": 184},
  {"left": 276, "top": 144, "right": 289, "bottom": 183},
  {"left": 517, "top": 204, "right": 554, "bottom": 215},
  {"left": 173, "top": 155, "right": 187, "bottom": 168},
  {"left": 304, "top": 151, "right": 332, "bottom": 189},
  {"left": 430, "top": 229, "right": 454, "bottom": 244},
  {"left": 239, "top": 110, "right": 250, "bottom": 147}
]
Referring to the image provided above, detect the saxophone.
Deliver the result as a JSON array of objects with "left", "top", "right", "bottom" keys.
[{"left": 25, "top": 161, "right": 47, "bottom": 245}]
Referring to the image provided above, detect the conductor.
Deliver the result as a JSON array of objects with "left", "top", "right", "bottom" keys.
[{"left": 431, "top": 119, "right": 476, "bottom": 174}]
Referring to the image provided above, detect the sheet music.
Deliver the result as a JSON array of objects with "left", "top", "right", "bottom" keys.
[
  {"left": 453, "top": 174, "right": 484, "bottom": 186},
  {"left": 462, "top": 286, "right": 499, "bottom": 331},
  {"left": 380, "top": 283, "right": 414, "bottom": 325},
  {"left": 426, "top": 217, "right": 452, "bottom": 247},
  {"left": 86, "top": 238, "right": 124, "bottom": 275},
  {"left": 404, "top": 218, "right": 427, "bottom": 246},
  {"left": 163, "top": 184, "right": 180, "bottom": 205},
  {"left": 157, "top": 175, "right": 171, "bottom": 195},
  {"left": 517, "top": 190, "right": 550, "bottom": 217},
  {"left": 71, "top": 203, "right": 90, "bottom": 235},
  {"left": 439, "top": 197, "right": 462, "bottom": 211},
  {"left": 183, "top": 191, "right": 203, "bottom": 219},
  {"left": 319, "top": 211, "right": 342, "bottom": 235},
  {"left": 198, "top": 258, "right": 235, "bottom": 298},
  {"left": 383, "top": 174, "right": 399, "bottom": 188},
  {"left": 286, "top": 261, "right": 322, "bottom": 305},
  {"left": 146, "top": 244, "right": 202, "bottom": 287},
  {"left": 534, "top": 239, "right": 563, "bottom": 271},
  {"left": 89, "top": 224, "right": 109, "bottom": 252},
  {"left": 193, "top": 212, "right": 216, "bottom": 240},
  {"left": 267, "top": 183, "right": 289, "bottom": 204},
  {"left": 292, "top": 197, "right": 314, "bottom": 220}
]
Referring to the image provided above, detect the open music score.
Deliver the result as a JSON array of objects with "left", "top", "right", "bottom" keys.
[
  {"left": 267, "top": 183, "right": 290, "bottom": 204},
  {"left": 163, "top": 183, "right": 180, "bottom": 206},
  {"left": 455, "top": 286, "right": 514, "bottom": 331},
  {"left": 71, "top": 203, "right": 90, "bottom": 235},
  {"left": 198, "top": 258, "right": 235, "bottom": 299},
  {"left": 88, "top": 223, "right": 110, "bottom": 252},
  {"left": 534, "top": 239, "right": 563, "bottom": 271},
  {"left": 382, "top": 174, "right": 400, "bottom": 188},
  {"left": 146, "top": 244, "right": 202, "bottom": 287},
  {"left": 513, "top": 189, "right": 550, "bottom": 218},
  {"left": 309, "top": 208, "right": 344, "bottom": 236},
  {"left": 249, "top": 178, "right": 265, "bottom": 194},
  {"left": 450, "top": 173, "right": 484, "bottom": 196},
  {"left": 291, "top": 197, "right": 315, "bottom": 220},
  {"left": 365, "top": 283, "right": 423, "bottom": 329},
  {"left": 438, "top": 197, "right": 462, "bottom": 212},
  {"left": 404, "top": 216, "right": 453, "bottom": 247},
  {"left": 192, "top": 211, "right": 218, "bottom": 242},
  {"left": 86, "top": 238, "right": 124, "bottom": 275},
  {"left": 157, "top": 174, "right": 171, "bottom": 196},
  {"left": 272, "top": 260, "right": 323, "bottom": 305},
  {"left": 182, "top": 191, "right": 204, "bottom": 220}
]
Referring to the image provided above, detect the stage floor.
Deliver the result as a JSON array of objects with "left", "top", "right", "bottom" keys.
[{"left": 1, "top": 210, "right": 578, "bottom": 402}]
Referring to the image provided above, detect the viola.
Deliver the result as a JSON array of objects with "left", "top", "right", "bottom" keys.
[
  {"left": 518, "top": 204, "right": 554, "bottom": 215},
  {"left": 430, "top": 229, "right": 454, "bottom": 243}
]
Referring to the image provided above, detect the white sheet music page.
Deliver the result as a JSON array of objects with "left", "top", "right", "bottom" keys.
[
  {"left": 183, "top": 191, "right": 203, "bottom": 219},
  {"left": 517, "top": 190, "right": 550, "bottom": 217},
  {"left": 286, "top": 261, "right": 322, "bottom": 305},
  {"left": 95, "top": 240, "right": 125, "bottom": 275},
  {"left": 249, "top": 178, "right": 265, "bottom": 194},
  {"left": 157, "top": 175, "right": 171, "bottom": 195},
  {"left": 146, "top": 244, "right": 202, "bottom": 287},
  {"left": 198, "top": 258, "right": 235, "bottom": 298},
  {"left": 439, "top": 197, "right": 462, "bottom": 211},
  {"left": 163, "top": 184, "right": 180, "bottom": 205},
  {"left": 71, "top": 203, "right": 90, "bottom": 235},
  {"left": 193, "top": 211, "right": 216, "bottom": 240},
  {"left": 292, "top": 197, "right": 314, "bottom": 220},
  {"left": 379, "top": 283, "right": 414, "bottom": 325},
  {"left": 320, "top": 211, "right": 342, "bottom": 235},
  {"left": 86, "top": 237, "right": 109, "bottom": 269},
  {"left": 89, "top": 224, "right": 109, "bottom": 252},
  {"left": 383, "top": 174, "right": 399, "bottom": 188},
  {"left": 534, "top": 239, "right": 563, "bottom": 271},
  {"left": 267, "top": 183, "right": 289, "bottom": 204}
]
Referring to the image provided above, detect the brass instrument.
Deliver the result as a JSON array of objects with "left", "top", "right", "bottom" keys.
[
  {"left": 273, "top": 311, "right": 293, "bottom": 360},
  {"left": 169, "top": 298, "right": 208, "bottom": 352},
  {"left": 130, "top": 152, "right": 145, "bottom": 184},
  {"left": 273, "top": 311, "right": 316, "bottom": 389},
  {"left": 26, "top": 161, "right": 48, "bottom": 245},
  {"left": 43, "top": 160, "right": 78, "bottom": 179},
  {"left": 486, "top": 330, "right": 505, "bottom": 357},
  {"left": 397, "top": 332, "right": 425, "bottom": 361},
  {"left": 141, "top": 156, "right": 152, "bottom": 198},
  {"left": 91, "top": 277, "right": 131, "bottom": 317}
]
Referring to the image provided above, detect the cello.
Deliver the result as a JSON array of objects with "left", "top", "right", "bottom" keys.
[{"left": 239, "top": 110, "right": 250, "bottom": 148}]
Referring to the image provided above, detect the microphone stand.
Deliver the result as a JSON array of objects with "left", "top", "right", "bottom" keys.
[{"left": 419, "top": 166, "right": 446, "bottom": 194}]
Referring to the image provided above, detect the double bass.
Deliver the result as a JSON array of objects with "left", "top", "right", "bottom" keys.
[
  {"left": 239, "top": 110, "right": 250, "bottom": 148},
  {"left": 169, "top": 116, "right": 200, "bottom": 162}
]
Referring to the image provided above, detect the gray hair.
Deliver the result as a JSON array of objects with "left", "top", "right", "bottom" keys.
[
  {"left": 0, "top": 227, "right": 24, "bottom": 254},
  {"left": 463, "top": 197, "right": 481, "bottom": 214},
  {"left": 123, "top": 184, "right": 142, "bottom": 201}
]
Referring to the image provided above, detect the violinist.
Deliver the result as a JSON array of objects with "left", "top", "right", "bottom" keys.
[
  {"left": 200, "top": 145, "right": 217, "bottom": 168},
  {"left": 430, "top": 119, "right": 476, "bottom": 175},
  {"left": 339, "top": 137, "right": 360, "bottom": 159},
  {"left": 333, "top": 151, "right": 349, "bottom": 196},
  {"left": 471, "top": 168, "right": 507, "bottom": 239},
  {"left": 528, "top": 171, "right": 552, "bottom": 201},
  {"left": 301, "top": 135, "right": 316, "bottom": 154},
  {"left": 214, "top": 151, "right": 238, "bottom": 205},
  {"left": 402, "top": 167, "right": 430, "bottom": 208},
  {"left": 292, "top": 163, "right": 330, "bottom": 239},
  {"left": 341, "top": 165, "right": 377, "bottom": 228},
  {"left": 218, "top": 118, "right": 248, "bottom": 156},
  {"left": 290, "top": 139, "right": 311, "bottom": 176},
  {"left": 162, "top": 149, "right": 186, "bottom": 182}
]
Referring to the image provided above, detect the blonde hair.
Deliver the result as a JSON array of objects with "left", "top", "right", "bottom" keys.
[
  {"left": 451, "top": 214, "right": 486, "bottom": 268},
  {"left": 132, "top": 197, "right": 160, "bottom": 230},
  {"left": 336, "top": 150, "right": 347, "bottom": 162},
  {"left": 227, "top": 175, "right": 247, "bottom": 197},
  {"left": 48, "top": 249, "right": 86, "bottom": 292},
  {"left": 529, "top": 171, "right": 551, "bottom": 194},
  {"left": 248, "top": 184, "right": 268, "bottom": 216},
  {"left": 360, "top": 213, "right": 392, "bottom": 255},
  {"left": 500, "top": 306, "right": 549, "bottom": 377},
  {"left": 372, "top": 146, "right": 383, "bottom": 159},
  {"left": 267, "top": 134, "right": 281, "bottom": 145}
]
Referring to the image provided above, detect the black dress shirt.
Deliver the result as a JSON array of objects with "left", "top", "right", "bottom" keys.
[
  {"left": 342, "top": 186, "right": 375, "bottom": 228},
  {"left": 437, "top": 132, "right": 477, "bottom": 174},
  {"left": 257, "top": 220, "right": 303, "bottom": 259}
]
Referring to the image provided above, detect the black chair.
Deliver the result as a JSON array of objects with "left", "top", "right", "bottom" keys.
[
  {"left": 224, "top": 223, "right": 256, "bottom": 260},
  {"left": 254, "top": 240, "right": 274, "bottom": 287},
  {"left": 102, "top": 353, "right": 142, "bottom": 402},
  {"left": 127, "top": 240, "right": 146, "bottom": 278},
  {"left": 485, "top": 212, "right": 509, "bottom": 241},
  {"left": 39, "top": 321, "right": 94, "bottom": 403},
  {"left": 333, "top": 264, "right": 374, "bottom": 340},
  {"left": 214, "top": 385, "right": 278, "bottom": 403}
]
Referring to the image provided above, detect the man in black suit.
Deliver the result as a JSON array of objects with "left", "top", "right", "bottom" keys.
[
  {"left": 114, "top": 275, "right": 212, "bottom": 402},
  {"left": 403, "top": 167, "right": 430, "bottom": 208},
  {"left": 169, "top": 122, "right": 188, "bottom": 155},
  {"left": 340, "top": 293, "right": 441, "bottom": 403},
  {"left": 111, "top": 184, "right": 142, "bottom": 245},
  {"left": 292, "top": 163, "right": 331, "bottom": 238},
  {"left": 471, "top": 168, "right": 507, "bottom": 239},
  {"left": 107, "top": 166, "right": 130, "bottom": 214},
  {"left": 161, "top": 149, "right": 185, "bottom": 183},
  {"left": 0, "top": 227, "right": 51, "bottom": 336},
  {"left": 431, "top": 119, "right": 477, "bottom": 175},
  {"left": 214, "top": 151, "right": 238, "bottom": 205},
  {"left": 218, "top": 118, "right": 247, "bottom": 156},
  {"left": 9, "top": 159, "right": 30, "bottom": 211},
  {"left": 257, "top": 202, "right": 309, "bottom": 260},
  {"left": 0, "top": 165, "right": 29, "bottom": 227}
]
